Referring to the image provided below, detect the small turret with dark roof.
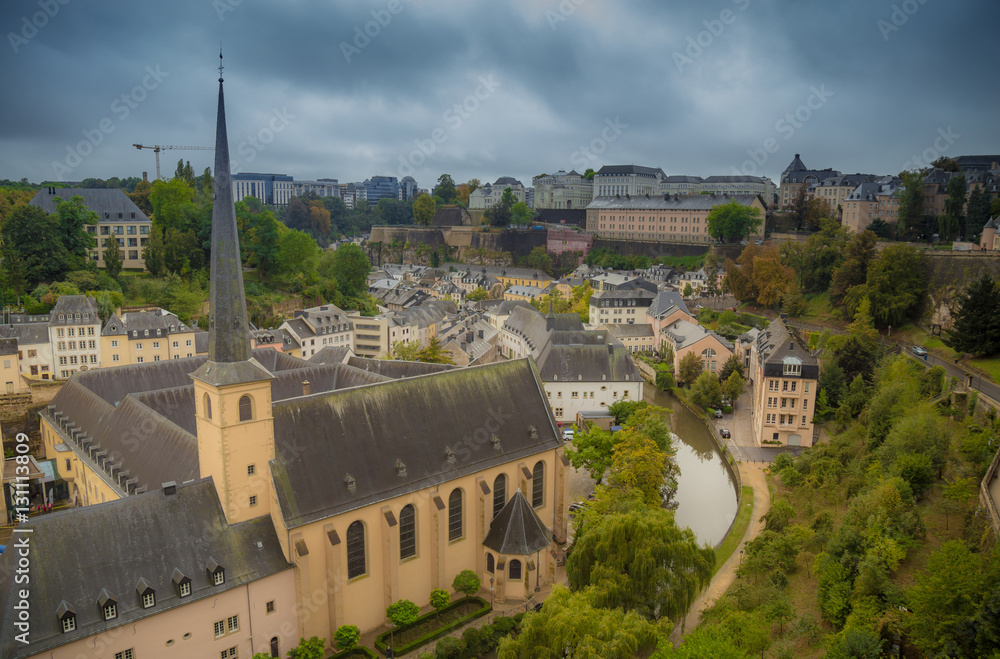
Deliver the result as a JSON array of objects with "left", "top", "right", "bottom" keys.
[{"left": 783, "top": 153, "right": 807, "bottom": 174}]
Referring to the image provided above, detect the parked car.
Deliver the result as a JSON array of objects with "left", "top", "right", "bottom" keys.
[
  {"left": 911, "top": 346, "right": 928, "bottom": 357},
  {"left": 713, "top": 408, "right": 723, "bottom": 419},
  {"left": 568, "top": 501, "right": 588, "bottom": 515},
  {"left": 754, "top": 239, "right": 763, "bottom": 245},
  {"left": 720, "top": 429, "right": 731, "bottom": 439},
  {"left": 562, "top": 428, "right": 575, "bottom": 442}
]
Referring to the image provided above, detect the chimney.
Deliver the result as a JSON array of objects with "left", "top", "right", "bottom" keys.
[
  {"left": 302, "top": 380, "right": 311, "bottom": 396},
  {"left": 466, "top": 332, "right": 474, "bottom": 343},
  {"left": 608, "top": 344, "right": 614, "bottom": 354},
  {"left": 478, "top": 329, "right": 484, "bottom": 339},
  {"left": 162, "top": 482, "right": 177, "bottom": 496},
  {"left": 142, "top": 171, "right": 148, "bottom": 182}
]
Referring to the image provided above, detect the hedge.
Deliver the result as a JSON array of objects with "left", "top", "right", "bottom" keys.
[
  {"left": 331, "top": 647, "right": 379, "bottom": 659},
  {"left": 374, "top": 596, "right": 490, "bottom": 656}
]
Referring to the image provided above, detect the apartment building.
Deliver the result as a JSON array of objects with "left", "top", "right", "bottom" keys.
[
  {"left": 101, "top": 308, "right": 198, "bottom": 366},
  {"left": 778, "top": 154, "right": 841, "bottom": 210},
  {"left": 30, "top": 187, "right": 152, "bottom": 271},
  {"left": 231, "top": 172, "right": 294, "bottom": 206},
  {"left": 469, "top": 177, "right": 527, "bottom": 209},
  {"left": 841, "top": 177, "right": 903, "bottom": 233},
  {"left": 749, "top": 318, "right": 818, "bottom": 447},
  {"left": 586, "top": 193, "right": 766, "bottom": 243},
  {"left": 589, "top": 289, "right": 656, "bottom": 326},
  {"left": 49, "top": 296, "right": 102, "bottom": 379},
  {"left": 592, "top": 165, "right": 666, "bottom": 198},
  {"left": 279, "top": 304, "right": 355, "bottom": 360},
  {"left": 806, "top": 174, "right": 880, "bottom": 218},
  {"left": 660, "top": 318, "right": 734, "bottom": 380}
]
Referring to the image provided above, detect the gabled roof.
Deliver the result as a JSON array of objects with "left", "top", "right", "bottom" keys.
[
  {"left": 783, "top": 154, "right": 807, "bottom": 173},
  {"left": 595, "top": 165, "right": 666, "bottom": 178},
  {"left": 648, "top": 291, "right": 691, "bottom": 318},
  {"left": 0, "top": 480, "right": 291, "bottom": 659},
  {"left": 662, "top": 319, "right": 734, "bottom": 351},
  {"left": 483, "top": 489, "right": 552, "bottom": 556},
  {"left": 0, "top": 322, "right": 49, "bottom": 346},
  {"left": 269, "top": 359, "right": 560, "bottom": 527}
]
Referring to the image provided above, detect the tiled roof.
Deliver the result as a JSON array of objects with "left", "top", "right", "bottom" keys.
[
  {"left": 29, "top": 188, "right": 151, "bottom": 223},
  {"left": 586, "top": 194, "right": 761, "bottom": 210}
]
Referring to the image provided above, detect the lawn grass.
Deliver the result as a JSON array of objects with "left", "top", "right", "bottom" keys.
[
  {"left": 657, "top": 254, "right": 705, "bottom": 271},
  {"left": 800, "top": 292, "right": 837, "bottom": 322},
  {"left": 968, "top": 355, "right": 1000, "bottom": 383},
  {"left": 713, "top": 485, "right": 754, "bottom": 577}
]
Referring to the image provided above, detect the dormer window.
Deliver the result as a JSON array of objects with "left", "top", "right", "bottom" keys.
[
  {"left": 172, "top": 568, "right": 192, "bottom": 597},
  {"left": 56, "top": 600, "right": 76, "bottom": 633},
  {"left": 782, "top": 356, "right": 802, "bottom": 376},
  {"left": 206, "top": 558, "right": 225, "bottom": 586},
  {"left": 59, "top": 313, "right": 65, "bottom": 321},
  {"left": 136, "top": 578, "right": 156, "bottom": 608},
  {"left": 98, "top": 589, "right": 118, "bottom": 621}
]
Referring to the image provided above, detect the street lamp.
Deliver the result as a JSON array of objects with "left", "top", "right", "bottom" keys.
[
  {"left": 738, "top": 548, "right": 744, "bottom": 579},
  {"left": 490, "top": 577, "right": 494, "bottom": 609},
  {"left": 386, "top": 621, "right": 394, "bottom": 658}
]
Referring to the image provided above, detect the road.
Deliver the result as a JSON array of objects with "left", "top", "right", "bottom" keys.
[{"left": 785, "top": 319, "right": 1000, "bottom": 403}]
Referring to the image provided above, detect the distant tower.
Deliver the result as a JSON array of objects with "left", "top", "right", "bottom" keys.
[{"left": 191, "top": 53, "right": 276, "bottom": 525}]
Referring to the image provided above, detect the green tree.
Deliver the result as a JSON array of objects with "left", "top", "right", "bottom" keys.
[
  {"left": 386, "top": 598, "right": 420, "bottom": 629},
  {"left": 416, "top": 336, "right": 454, "bottom": 364},
  {"left": 498, "top": 586, "right": 663, "bottom": 659},
  {"left": 466, "top": 287, "right": 488, "bottom": 301},
  {"left": 277, "top": 229, "right": 321, "bottom": 276},
  {"left": 53, "top": 195, "right": 98, "bottom": 267},
  {"left": 412, "top": 193, "right": 436, "bottom": 226},
  {"left": 526, "top": 246, "right": 553, "bottom": 274},
  {"left": 830, "top": 230, "right": 878, "bottom": 308},
  {"left": 906, "top": 541, "right": 991, "bottom": 657},
  {"left": 682, "top": 282, "right": 694, "bottom": 297},
  {"left": 567, "top": 500, "right": 714, "bottom": 620},
  {"left": 864, "top": 244, "right": 926, "bottom": 327},
  {"left": 333, "top": 625, "right": 359, "bottom": 651},
  {"left": 565, "top": 425, "right": 616, "bottom": 483},
  {"left": 287, "top": 636, "right": 326, "bottom": 659},
  {"left": 719, "top": 353, "right": 744, "bottom": 382},
  {"left": 1, "top": 240, "right": 28, "bottom": 303},
  {"left": 102, "top": 235, "right": 123, "bottom": 278},
  {"left": 678, "top": 351, "right": 703, "bottom": 386},
  {"left": 650, "top": 625, "right": 747, "bottom": 658},
  {"left": 721, "top": 371, "right": 745, "bottom": 409},
  {"left": 433, "top": 174, "right": 457, "bottom": 204},
  {"left": 484, "top": 187, "right": 517, "bottom": 227},
  {"left": 452, "top": 569, "right": 481, "bottom": 597},
  {"left": 966, "top": 186, "right": 992, "bottom": 241},
  {"left": 1, "top": 203, "right": 68, "bottom": 286},
  {"left": 943, "top": 172, "right": 967, "bottom": 239},
  {"left": 705, "top": 199, "right": 763, "bottom": 242},
  {"left": 609, "top": 431, "right": 671, "bottom": 508},
  {"left": 510, "top": 201, "right": 534, "bottom": 225},
  {"left": 689, "top": 371, "right": 723, "bottom": 409},
  {"left": 325, "top": 243, "right": 372, "bottom": 298},
  {"left": 896, "top": 170, "right": 925, "bottom": 238},
  {"left": 429, "top": 588, "right": 450, "bottom": 620},
  {"left": 944, "top": 274, "right": 1000, "bottom": 356},
  {"left": 142, "top": 227, "right": 166, "bottom": 277}
]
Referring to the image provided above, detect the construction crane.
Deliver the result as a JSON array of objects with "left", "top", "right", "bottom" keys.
[{"left": 132, "top": 144, "right": 214, "bottom": 180}]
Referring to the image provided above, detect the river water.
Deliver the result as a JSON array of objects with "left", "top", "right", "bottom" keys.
[{"left": 644, "top": 386, "right": 738, "bottom": 547}]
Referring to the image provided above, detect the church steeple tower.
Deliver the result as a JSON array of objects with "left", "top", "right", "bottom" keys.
[
  {"left": 207, "top": 50, "right": 251, "bottom": 363},
  {"left": 192, "top": 55, "right": 275, "bottom": 525}
]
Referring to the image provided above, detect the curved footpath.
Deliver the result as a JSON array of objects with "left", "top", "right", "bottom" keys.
[{"left": 670, "top": 462, "right": 772, "bottom": 645}]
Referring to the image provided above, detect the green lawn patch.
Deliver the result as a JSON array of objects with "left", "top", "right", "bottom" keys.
[
  {"left": 968, "top": 355, "right": 1000, "bottom": 384},
  {"left": 374, "top": 596, "right": 490, "bottom": 656},
  {"left": 800, "top": 292, "right": 835, "bottom": 321},
  {"left": 713, "top": 485, "right": 754, "bottom": 577},
  {"left": 657, "top": 254, "right": 705, "bottom": 271}
]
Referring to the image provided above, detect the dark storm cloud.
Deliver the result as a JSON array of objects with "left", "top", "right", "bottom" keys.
[{"left": 0, "top": 0, "right": 997, "bottom": 187}]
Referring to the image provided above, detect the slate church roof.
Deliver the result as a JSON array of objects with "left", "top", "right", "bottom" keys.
[{"left": 483, "top": 489, "right": 552, "bottom": 556}]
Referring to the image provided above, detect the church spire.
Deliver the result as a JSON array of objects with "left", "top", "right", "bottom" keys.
[{"left": 206, "top": 51, "right": 251, "bottom": 363}]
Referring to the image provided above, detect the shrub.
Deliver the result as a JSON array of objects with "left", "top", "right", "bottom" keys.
[
  {"left": 460, "top": 627, "right": 487, "bottom": 657},
  {"left": 452, "top": 570, "right": 481, "bottom": 597},
  {"left": 773, "top": 453, "right": 794, "bottom": 472},
  {"left": 434, "top": 636, "right": 464, "bottom": 659},
  {"left": 334, "top": 625, "right": 360, "bottom": 652}
]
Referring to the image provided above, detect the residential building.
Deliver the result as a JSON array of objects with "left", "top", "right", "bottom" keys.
[
  {"left": 980, "top": 217, "right": 1000, "bottom": 250},
  {"left": 602, "top": 323, "right": 656, "bottom": 353},
  {"left": 700, "top": 176, "right": 777, "bottom": 205},
  {"left": 364, "top": 175, "right": 400, "bottom": 204},
  {"left": 547, "top": 227, "right": 593, "bottom": 259},
  {"left": 0, "top": 338, "right": 29, "bottom": 395},
  {"left": 586, "top": 193, "right": 766, "bottom": 243},
  {"left": 806, "top": 174, "right": 880, "bottom": 219},
  {"left": 340, "top": 182, "right": 367, "bottom": 209},
  {"left": 100, "top": 308, "right": 198, "bottom": 367},
  {"left": 49, "top": 296, "right": 102, "bottom": 379},
  {"left": 0, "top": 320, "right": 53, "bottom": 380},
  {"left": 660, "top": 175, "right": 705, "bottom": 196},
  {"left": 778, "top": 154, "right": 840, "bottom": 210},
  {"left": 30, "top": 187, "right": 152, "bottom": 271},
  {"left": 469, "top": 177, "right": 527, "bottom": 209},
  {"left": 748, "top": 318, "right": 818, "bottom": 447},
  {"left": 588, "top": 272, "right": 656, "bottom": 293},
  {"left": 500, "top": 306, "right": 643, "bottom": 423},
  {"left": 645, "top": 291, "right": 696, "bottom": 341},
  {"left": 533, "top": 170, "right": 593, "bottom": 209},
  {"left": 436, "top": 314, "right": 501, "bottom": 366},
  {"left": 231, "top": 172, "right": 294, "bottom": 206},
  {"left": 279, "top": 304, "right": 354, "bottom": 360},
  {"left": 4, "top": 73, "right": 568, "bottom": 656},
  {"left": 592, "top": 165, "right": 666, "bottom": 198},
  {"left": 504, "top": 285, "right": 546, "bottom": 302},
  {"left": 589, "top": 289, "right": 656, "bottom": 326},
  {"left": 841, "top": 177, "right": 903, "bottom": 233},
  {"left": 660, "top": 318, "right": 734, "bottom": 379}
]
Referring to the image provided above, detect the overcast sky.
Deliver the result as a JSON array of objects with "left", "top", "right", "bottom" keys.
[{"left": 2, "top": 0, "right": 997, "bottom": 189}]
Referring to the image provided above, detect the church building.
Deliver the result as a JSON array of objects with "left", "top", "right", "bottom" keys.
[{"left": 0, "top": 65, "right": 566, "bottom": 658}]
